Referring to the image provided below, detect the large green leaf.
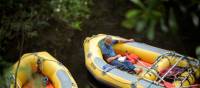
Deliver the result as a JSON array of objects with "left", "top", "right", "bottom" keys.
[
  {"left": 136, "top": 20, "right": 146, "bottom": 32},
  {"left": 122, "top": 19, "right": 136, "bottom": 29},
  {"left": 196, "top": 46, "right": 200, "bottom": 60},
  {"left": 192, "top": 13, "right": 199, "bottom": 27},
  {"left": 160, "top": 18, "right": 168, "bottom": 32},
  {"left": 169, "top": 9, "right": 177, "bottom": 32},
  {"left": 126, "top": 10, "right": 141, "bottom": 19},
  {"left": 130, "top": 0, "right": 145, "bottom": 9},
  {"left": 151, "top": 10, "right": 161, "bottom": 19},
  {"left": 147, "top": 20, "right": 156, "bottom": 40},
  {"left": 123, "top": 10, "right": 141, "bottom": 29}
]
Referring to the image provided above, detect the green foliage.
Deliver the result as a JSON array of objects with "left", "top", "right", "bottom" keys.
[
  {"left": 130, "top": 0, "right": 145, "bottom": 9},
  {"left": 71, "top": 21, "right": 82, "bottom": 30},
  {"left": 0, "top": 0, "right": 92, "bottom": 55},
  {"left": 122, "top": 0, "right": 165, "bottom": 40},
  {"left": 51, "top": 0, "right": 91, "bottom": 29},
  {"left": 122, "top": 0, "right": 199, "bottom": 40},
  {"left": 0, "top": 0, "right": 92, "bottom": 86},
  {"left": 196, "top": 46, "right": 200, "bottom": 60},
  {"left": 0, "top": 57, "right": 12, "bottom": 87}
]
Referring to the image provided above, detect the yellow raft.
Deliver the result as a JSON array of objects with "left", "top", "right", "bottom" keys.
[
  {"left": 83, "top": 34, "right": 200, "bottom": 88},
  {"left": 9, "top": 51, "right": 78, "bottom": 88}
]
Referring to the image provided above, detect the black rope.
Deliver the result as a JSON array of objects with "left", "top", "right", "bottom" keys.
[{"left": 14, "top": 30, "right": 25, "bottom": 88}]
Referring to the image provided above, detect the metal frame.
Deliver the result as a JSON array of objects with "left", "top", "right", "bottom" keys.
[{"left": 139, "top": 51, "right": 191, "bottom": 88}]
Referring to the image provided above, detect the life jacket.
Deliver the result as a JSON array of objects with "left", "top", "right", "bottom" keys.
[
  {"left": 163, "top": 81, "right": 174, "bottom": 88},
  {"left": 125, "top": 53, "right": 140, "bottom": 64},
  {"left": 125, "top": 53, "right": 152, "bottom": 68},
  {"left": 46, "top": 83, "right": 54, "bottom": 88}
]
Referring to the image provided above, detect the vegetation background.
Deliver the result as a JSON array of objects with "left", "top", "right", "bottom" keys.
[{"left": 0, "top": 0, "right": 199, "bottom": 87}]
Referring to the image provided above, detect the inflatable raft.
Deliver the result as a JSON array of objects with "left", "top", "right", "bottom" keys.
[
  {"left": 84, "top": 34, "right": 200, "bottom": 88},
  {"left": 8, "top": 52, "right": 78, "bottom": 88}
]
